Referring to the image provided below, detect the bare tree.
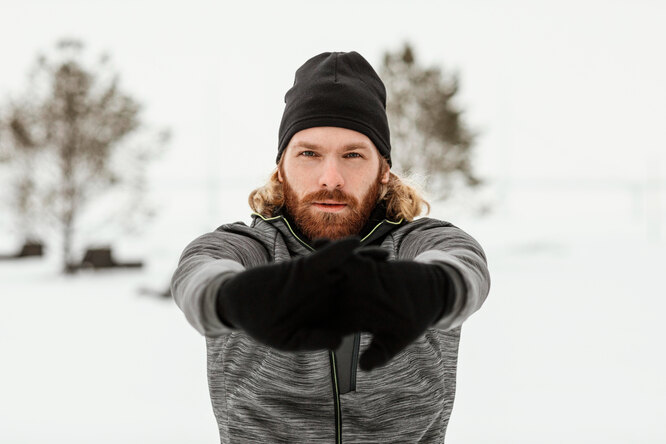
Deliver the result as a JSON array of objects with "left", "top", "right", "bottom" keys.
[
  {"left": 380, "top": 42, "right": 484, "bottom": 205},
  {"left": 0, "top": 39, "right": 170, "bottom": 273}
]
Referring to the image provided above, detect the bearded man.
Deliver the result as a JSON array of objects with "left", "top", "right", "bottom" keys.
[{"left": 171, "top": 51, "right": 491, "bottom": 443}]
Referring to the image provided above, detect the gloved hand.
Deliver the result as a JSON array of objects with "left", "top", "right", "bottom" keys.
[
  {"left": 215, "top": 236, "right": 361, "bottom": 352},
  {"left": 338, "top": 247, "right": 456, "bottom": 371}
]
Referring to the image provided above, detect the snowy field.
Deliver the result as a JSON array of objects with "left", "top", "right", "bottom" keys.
[
  {"left": 2, "top": 0, "right": 666, "bottom": 442},
  {"left": 1, "top": 184, "right": 665, "bottom": 443}
]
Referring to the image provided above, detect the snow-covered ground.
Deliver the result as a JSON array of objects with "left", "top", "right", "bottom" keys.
[
  {"left": 0, "top": 250, "right": 219, "bottom": 442},
  {"left": 2, "top": 1, "right": 666, "bottom": 441},
  {"left": 1, "top": 184, "right": 665, "bottom": 443}
]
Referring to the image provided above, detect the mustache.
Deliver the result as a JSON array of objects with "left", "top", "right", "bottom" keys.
[{"left": 305, "top": 189, "right": 355, "bottom": 205}]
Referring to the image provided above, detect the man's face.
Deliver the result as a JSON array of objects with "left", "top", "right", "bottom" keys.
[{"left": 277, "top": 126, "right": 390, "bottom": 241}]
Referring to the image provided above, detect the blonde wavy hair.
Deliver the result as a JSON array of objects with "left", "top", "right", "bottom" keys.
[{"left": 248, "top": 158, "right": 431, "bottom": 222}]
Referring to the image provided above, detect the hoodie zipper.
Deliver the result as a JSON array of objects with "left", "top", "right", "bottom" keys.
[
  {"left": 250, "top": 212, "right": 403, "bottom": 443},
  {"left": 254, "top": 214, "right": 343, "bottom": 441},
  {"left": 330, "top": 351, "right": 343, "bottom": 444}
]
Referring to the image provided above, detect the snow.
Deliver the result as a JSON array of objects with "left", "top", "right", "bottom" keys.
[
  {"left": 0, "top": 249, "right": 218, "bottom": 442},
  {"left": 1, "top": 1, "right": 666, "bottom": 440},
  {"left": 1, "top": 190, "right": 665, "bottom": 443}
]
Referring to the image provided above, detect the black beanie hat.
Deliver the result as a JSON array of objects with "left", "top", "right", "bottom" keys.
[{"left": 276, "top": 51, "right": 392, "bottom": 167}]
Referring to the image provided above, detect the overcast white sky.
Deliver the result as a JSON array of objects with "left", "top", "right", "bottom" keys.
[
  {"left": 2, "top": 0, "right": 664, "bottom": 186},
  {"left": 1, "top": 0, "right": 664, "bottom": 260}
]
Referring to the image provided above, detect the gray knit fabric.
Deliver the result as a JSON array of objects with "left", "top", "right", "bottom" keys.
[{"left": 171, "top": 214, "right": 491, "bottom": 443}]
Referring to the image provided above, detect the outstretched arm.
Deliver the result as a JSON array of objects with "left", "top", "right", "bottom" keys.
[
  {"left": 170, "top": 229, "right": 269, "bottom": 337},
  {"left": 336, "top": 222, "right": 491, "bottom": 370},
  {"left": 400, "top": 223, "right": 491, "bottom": 331}
]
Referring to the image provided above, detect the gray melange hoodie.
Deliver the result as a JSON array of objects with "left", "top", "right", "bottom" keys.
[{"left": 170, "top": 212, "right": 491, "bottom": 443}]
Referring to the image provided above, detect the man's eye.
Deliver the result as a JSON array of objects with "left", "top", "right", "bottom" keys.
[
  {"left": 345, "top": 152, "right": 362, "bottom": 158},
  {"left": 299, "top": 151, "right": 316, "bottom": 157}
]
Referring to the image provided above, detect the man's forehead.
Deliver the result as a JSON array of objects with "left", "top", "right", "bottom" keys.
[{"left": 290, "top": 140, "right": 372, "bottom": 151}]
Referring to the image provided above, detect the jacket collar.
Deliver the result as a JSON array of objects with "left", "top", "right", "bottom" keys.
[{"left": 250, "top": 201, "right": 406, "bottom": 253}]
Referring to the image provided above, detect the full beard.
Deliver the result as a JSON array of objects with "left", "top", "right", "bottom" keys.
[{"left": 281, "top": 168, "right": 383, "bottom": 242}]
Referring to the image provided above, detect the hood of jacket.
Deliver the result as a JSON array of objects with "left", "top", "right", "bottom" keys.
[{"left": 252, "top": 200, "right": 408, "bottom": 256}]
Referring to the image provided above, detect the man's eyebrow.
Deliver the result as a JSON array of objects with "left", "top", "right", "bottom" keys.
[{"left": 293, "top": 141, "right": 370, "bottom": 151}]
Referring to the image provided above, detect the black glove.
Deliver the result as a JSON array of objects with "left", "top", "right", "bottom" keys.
[
  {"left": 215, "top": 236, "right": 362, "bottom": 352},
  {"left": 338, "top": 247, "right": 456, "bottom": 371}
]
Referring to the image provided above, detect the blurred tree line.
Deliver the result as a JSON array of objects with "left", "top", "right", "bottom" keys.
[
  {"left": 0, "top": 39, "right": 485, "bottom": 275},
  {"left": 380, "top": 42, "right": 487, "bottom": 213},
  {"left": 0, "top": 39, "right": 169, "bottom": 273}
]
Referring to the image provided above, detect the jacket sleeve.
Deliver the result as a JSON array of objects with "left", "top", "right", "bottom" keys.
[
  {"left": 398, "top": 222, "right": 491, "bottom": 331},
  {"left": 170, "top": 228, "right": 270, "bottom": 337}
]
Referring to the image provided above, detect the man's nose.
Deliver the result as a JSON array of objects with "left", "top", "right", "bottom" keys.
[{"left": 318, "top": 159, "right": 344, "bottom": 190}]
